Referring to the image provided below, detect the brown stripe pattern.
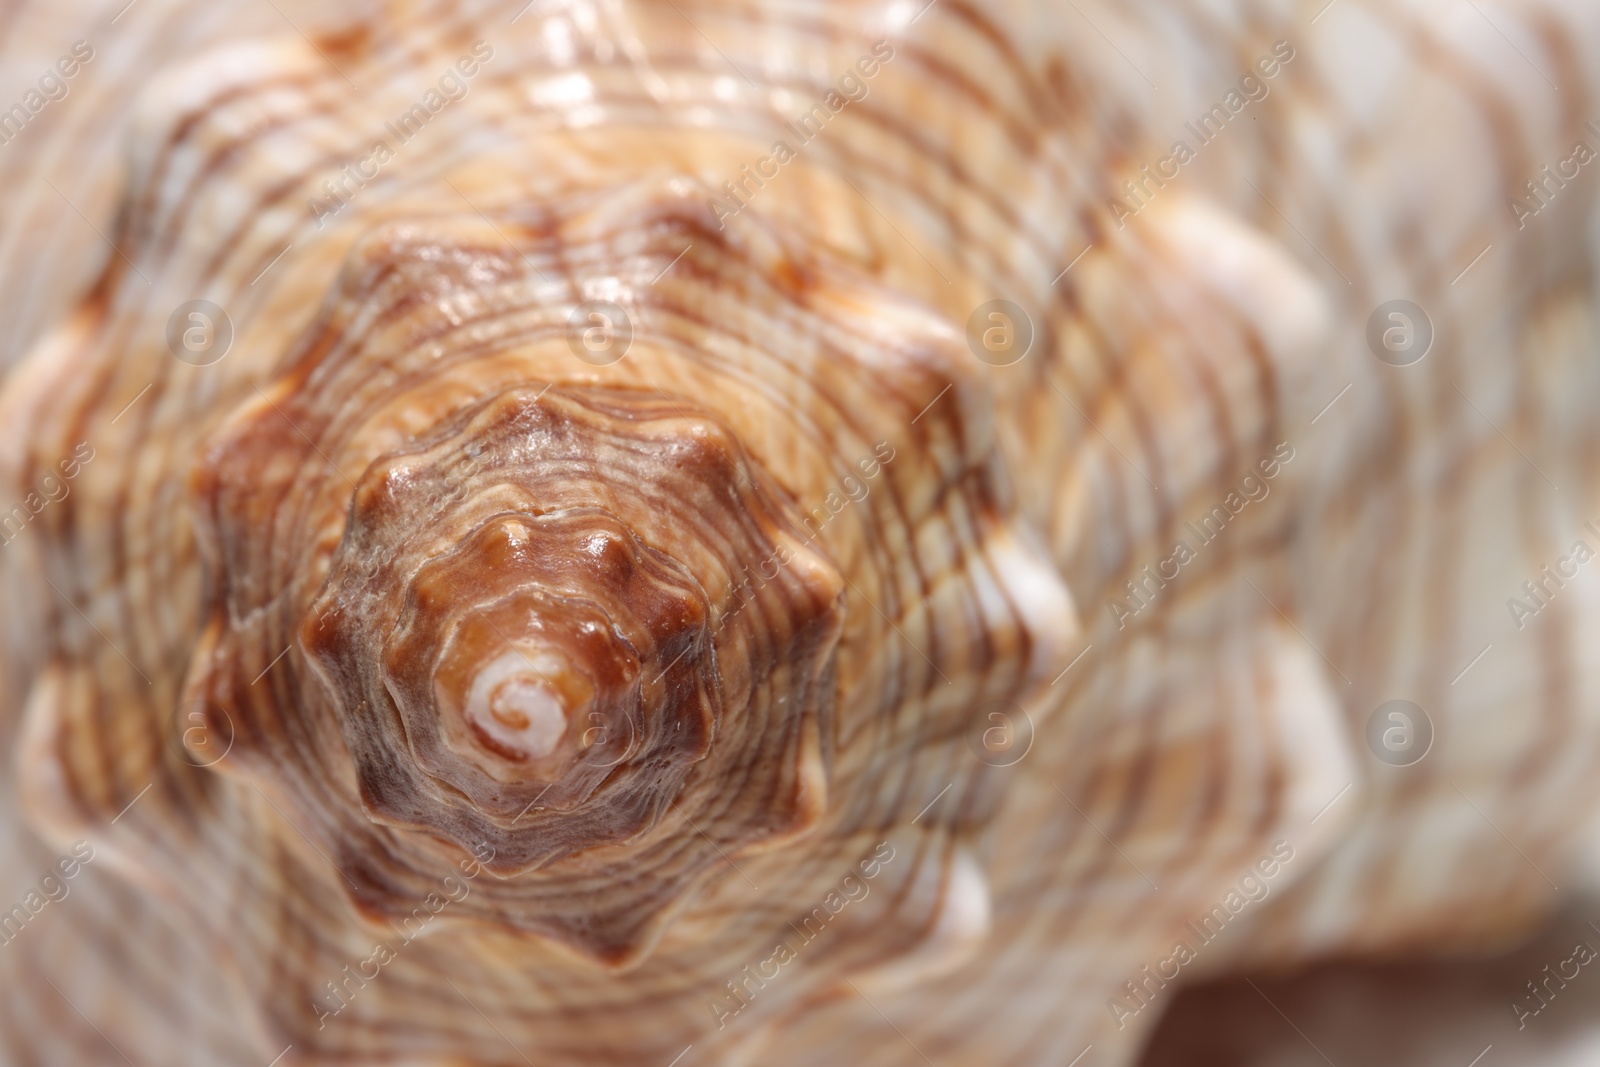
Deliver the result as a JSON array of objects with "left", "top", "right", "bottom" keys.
[{"left": 0, "top": 0, "right": 1597, "bottom": 1064}]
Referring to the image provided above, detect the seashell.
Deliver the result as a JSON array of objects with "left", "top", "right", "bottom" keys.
[{"left": 1, "top": 0, "right": 1599, "bottom": 1064}]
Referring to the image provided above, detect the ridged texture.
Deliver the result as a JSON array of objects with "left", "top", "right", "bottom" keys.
[{"left": 0, "top": 0, "right": 1597, "bottom": 1064}]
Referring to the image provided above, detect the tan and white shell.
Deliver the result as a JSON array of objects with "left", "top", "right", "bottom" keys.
[{"left": 1, "top": 0, "right": 1600, "bottom": 1064}]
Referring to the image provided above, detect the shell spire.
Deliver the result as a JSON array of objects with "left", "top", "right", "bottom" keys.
[
  {"left": 188, "top": 374, "right": 848, "bottom": 962},
  {"left": 164, "top": 184, "right": 1075, "bottom": 987}
]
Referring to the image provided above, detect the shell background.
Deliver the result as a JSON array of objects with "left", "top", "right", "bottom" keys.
[{"left": 0, "top": 0, "right": 1599, "bottom": 1064}]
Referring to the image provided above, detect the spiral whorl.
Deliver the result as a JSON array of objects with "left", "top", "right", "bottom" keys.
[
  {"left": 176, "top": 203, "right": 866, "bottom": 964},
  {"left": 302, "top": 385, "right": 844, "bottom": 873}
]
